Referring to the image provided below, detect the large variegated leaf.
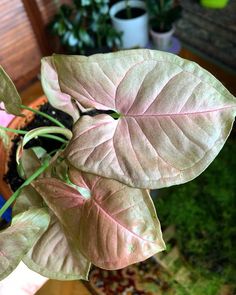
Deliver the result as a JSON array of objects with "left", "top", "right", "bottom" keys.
[
  {"left": 0, "top": 208, "right": 50, "bottom": 280},
  {"left": 13, "top": 183, "right": 91, "bottom": 280},
  {"left": 33, "top": 171, "right": 165, "bottom": 270},
  {"left": 0, "top": 66, "right": 22, "bottom": 115},
  {"left": 41, "top": 57, "right": 80, "bottom": 122},
  {"left": 57, "top": 49, "right": 236, "bottom": 189}
]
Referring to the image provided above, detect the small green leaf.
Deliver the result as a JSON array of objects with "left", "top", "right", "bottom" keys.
[
  {"left": 0, "top": 128, "right": 10, "bottom": 150},
  {"left": 0, "top": 66, "right": 22, "bottom": 115}
]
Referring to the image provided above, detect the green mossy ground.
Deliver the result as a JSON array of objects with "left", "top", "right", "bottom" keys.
[{"left": 154, "top": 138, "right": 236, "bottom": 294}]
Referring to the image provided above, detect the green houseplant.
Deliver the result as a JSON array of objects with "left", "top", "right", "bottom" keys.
[
  {"left": 49, "top": 0, "right": 122, "bottom": 54},
  {"left": 0, "top": 49, "right": 236, "bottom": 284},
  {"left": 146, "top": 0, "right": 182, "bottom": 51}
]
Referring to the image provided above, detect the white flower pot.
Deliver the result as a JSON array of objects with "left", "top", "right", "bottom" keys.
[
  {"left": 150, "top": 27, "right": 175, "bottom": 51},
  {"left": 110, "top": 0, "right": 149, "bottom": 49}
]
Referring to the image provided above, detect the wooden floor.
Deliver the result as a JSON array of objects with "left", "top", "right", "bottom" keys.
[
  {"left": 22, "top": 47, "right": 236, "bottom": 295},
  {"left": 36, "top": 280, "right": 92, "bottom": 295}
]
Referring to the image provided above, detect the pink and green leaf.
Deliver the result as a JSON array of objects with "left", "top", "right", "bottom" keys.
[
  {"left": 56, "top": 49, "right": 236, "bottom": 189},
  {"left": 0, "top": 208, "right": 50, "bottom": 280},
  {"left": 13, "top": 185, "right": 91, "bottom": 280},
  {"left": 33, "top": 170, "right": 165, "bottom": 270},
  {"left": 41, "top": 57, "right": 80, "bottom": 122}
]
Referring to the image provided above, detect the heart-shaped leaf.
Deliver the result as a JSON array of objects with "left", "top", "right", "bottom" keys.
[
  {"left": 0, "top": 66, "right": 22, "bottom": 115},
  {"left": 13, "top": 184, "right": 91, "bottom": 280},
  {"left": 33, "top": 171, "right": 165, "bottom": 270},
  {"left": 41, "top": 57, "right": 80, "bottom": 122},
  {"left": 0, "top": 208, "right": 50, "bottom": 280},
  {"left": 56, "top": 49, "right": 236, "bottom": 189},
  {"left": 23, "top": 214, "right": 91, "bottom": 280}
]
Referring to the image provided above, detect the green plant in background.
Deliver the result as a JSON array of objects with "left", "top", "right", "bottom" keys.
[
  {"left": 49, "top": 0, "right": 122, "bottom": 54},
  {"left": 146, "top": 0, "right": 182, "bottom": 32},
  {"left": 155, "top": 139, "right": 236, "bottom": 288},
  {"left": 124, "top": 0, "right": 132, "bottom": 19}
]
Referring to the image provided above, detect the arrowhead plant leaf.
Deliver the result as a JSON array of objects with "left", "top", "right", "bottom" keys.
[
  {"left": 13, "top": 185, "right": 91, "bottom": 280},
  {"left": 0, "top": 66, "right": 22, "bottom": 115},
  {"left": 55, "top": 49, "right": 236, "bottom": 189},
  {"left": 0, "top": 208, "right": 50, "bottom": 280},
  {"left": 23, "top": 214, "right": 91, "bottom": 280},
  {"left": 1, "top": 49, "right": 236, "bottom": 281},
  {"left": 41, "top": 57, "right": 80, "bottom": 122},
  {"left": 33, "top": 169, "right": 165, "bottom": 270}
]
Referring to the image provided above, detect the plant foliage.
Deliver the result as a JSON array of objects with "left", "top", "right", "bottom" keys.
[
  {"left": 49, "top": 0, "right": 122, "bottom": 54},
  {"left": 146, "top": 0, "right": 182, "bottom": 32},
  {"left": 0, "top": 49, "right": 235, "bottom": 282}
]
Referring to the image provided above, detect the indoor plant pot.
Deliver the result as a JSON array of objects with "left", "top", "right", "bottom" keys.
[
  {"left": 109, "top": 0, "right": 149, "bottom": 49},
  {"left": 200, "top": 0, "right": 229, "bottom": 9},
  {"left": 0, "top": 96, "right": 47, "bottom": 200},
  {"left": 150, "top": 25, "right": 175, "bottom": 51},
  {"left": 146, "top": 0, "right": 182, "bottom": 51}
]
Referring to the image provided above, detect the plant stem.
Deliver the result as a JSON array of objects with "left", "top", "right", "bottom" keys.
[
  {"left": 40, "top": 134, "right": 67, "bottom": 143},
  {"left": 0, "top": 126, "right": 68, "bottom": 143},
  {"left": 20, "top": 104, "right": 65, "bottom": 128},
  {"left": 0, "top": 126, "right": 26, "bottom": 135},
  {"left": 0, "top": 158, "right": 50, "bottom": 218},
  {"left": 125, "top": 0, "right": 132, "bottom": 19},
  {"left": 23, "top": 126, "right": 72, "bottom": 147}
]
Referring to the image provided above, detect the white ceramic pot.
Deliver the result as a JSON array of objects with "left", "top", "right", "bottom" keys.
[
  {"left": 110, "top": 0, "right": 149, "bottom": 49},
  {"left": 150, "top": 27, "right": 175, "bottom": 51}
]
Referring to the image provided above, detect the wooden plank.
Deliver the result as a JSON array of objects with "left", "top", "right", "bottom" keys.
[
  {"left": 22, "top": 0, "right": 52, "bottom": 56},
  {"left": 36, "top": 280, "right": 92, "bottom": 295},
  {"left": 0, "top": 0, "right": 42, "bottom": 89}
]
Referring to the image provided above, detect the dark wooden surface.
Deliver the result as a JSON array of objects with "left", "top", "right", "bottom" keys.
[{"left": 0, "top": 0, "right": 70, "bottom": 90}]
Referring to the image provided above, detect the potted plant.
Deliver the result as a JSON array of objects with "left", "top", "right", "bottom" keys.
[
  {"left": 200, "top": 0, "right": 229, "bottom": 9},
  {"left": 110, "top": 0, "right": 149, "bottom": 48},
  {"left": 49, "top": 0, "right": 122, "bottom": 55},
  {"left": 146, "top": 0, "right": 182, "bottom": 51},
  {"left": 0, "top": 49, "right": 236, "bottom": 286}
]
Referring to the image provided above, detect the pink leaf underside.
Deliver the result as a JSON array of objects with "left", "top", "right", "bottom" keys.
[
  {"left": 57, "top": 49, "right": 236, "bottom": 189},
  {"left": 33, "top": 171, "right": 165, "bottom": 270},
  {"left": 13, "top": 186, "right": 90, "bottom": 280},
  {"left": 41, "top": 57, "right": 79, "bottom": 122}
]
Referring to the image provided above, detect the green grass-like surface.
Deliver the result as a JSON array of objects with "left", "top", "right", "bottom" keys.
[{"left": 154, "top": 138, "right": 236, "bottom": 291}]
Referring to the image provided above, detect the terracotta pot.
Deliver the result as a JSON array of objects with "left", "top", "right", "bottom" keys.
[{"left": 0, "top": 96, "right": 47, "bottom": 200}]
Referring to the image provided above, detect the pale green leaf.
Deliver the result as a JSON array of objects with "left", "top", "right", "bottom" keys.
[
  {"left": 13, "top": 185, "right": 91, "bottom": 280},
  {"left": 0, "top": 128, "right": 10, "bottom": 150},
  {"left": 0, "top": 66, "right": 22, "bottom": 115},
  {"left": 23, "top": 215, "right": 91, "bottom": 280},
  {"left": 0, "top": 208, "right": 50, "bottom": 280},
  {"left": 56, "top": 49, "right": 236, "bottom": 189}
]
